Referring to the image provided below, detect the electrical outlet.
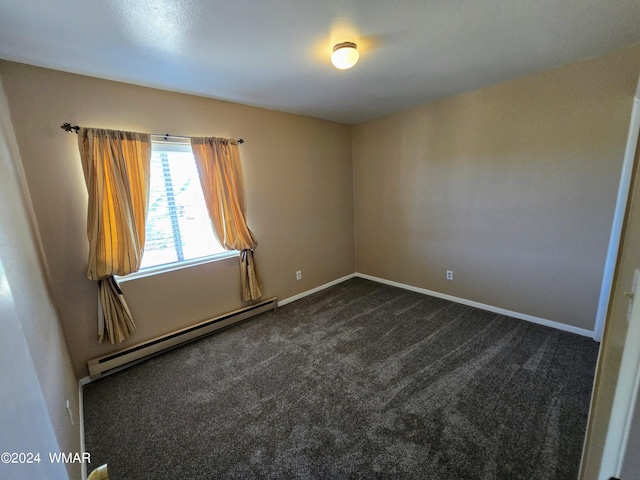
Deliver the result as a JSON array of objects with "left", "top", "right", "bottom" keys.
[
  {"left": 626, "top": 269, "right": 639, "bottom": 323},
  {"left": 296, "top": 270, "right": 302, "bottom": 281},
  {"left": 66, "top": 400, "right": 74, "bottom": 425},
  {"left": 446, "top": 270, "right": 453, "bottom": 281}
]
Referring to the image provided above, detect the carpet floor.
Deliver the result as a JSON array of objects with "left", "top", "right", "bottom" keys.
[{"left": 83, "top": 278, "right": 599, "bottom": 479}]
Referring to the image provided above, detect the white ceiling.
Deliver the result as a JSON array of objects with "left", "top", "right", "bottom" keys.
[{"left": 1, "top": 0, "right": 639, "bottom": 124}]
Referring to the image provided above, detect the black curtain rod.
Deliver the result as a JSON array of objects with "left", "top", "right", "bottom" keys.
[{"left": 60, "top": 123, "right": 244, "bottom": 144}]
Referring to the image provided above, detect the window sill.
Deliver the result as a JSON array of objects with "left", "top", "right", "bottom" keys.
[{"left": 116, "top": 251, "right": 239, "bottom": 283}]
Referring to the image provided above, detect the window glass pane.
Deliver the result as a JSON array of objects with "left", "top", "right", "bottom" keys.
[{"left": 140, "top": 145, "right": 226, "bottom": 269}]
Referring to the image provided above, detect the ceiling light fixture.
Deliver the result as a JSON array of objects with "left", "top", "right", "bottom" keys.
[{"left": 331, "top": 41, "right": 359, "bottom": 70}]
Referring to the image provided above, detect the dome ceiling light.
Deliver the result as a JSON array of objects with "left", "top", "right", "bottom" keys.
[{"left": 331, "top": 41, "right": 359, "bottom": 70}]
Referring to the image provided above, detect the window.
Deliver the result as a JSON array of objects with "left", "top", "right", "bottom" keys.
[{"left": 138, "top": 138, "right": 232, "bottom": 272}]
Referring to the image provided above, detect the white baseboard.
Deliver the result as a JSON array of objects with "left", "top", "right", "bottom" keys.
[
  {"left": 278, "top": 273, "right": 356, "bottom": 307},
  {"left": 356, "top": 273, "right": 595, "bottom": 338},
  {"left": 78, "top": 379, "right": 87, "bottom": 480},
  {"left": 278, "top": 272, "right": 594, "bottom": 338}
]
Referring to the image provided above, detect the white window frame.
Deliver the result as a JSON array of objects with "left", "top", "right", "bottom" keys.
[{"left": 118, "top": 136, "right": 237, "bottom": 282}]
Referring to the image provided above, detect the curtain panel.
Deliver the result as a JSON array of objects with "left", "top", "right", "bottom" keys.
[
  {"left": 78, "top": 128, "right": 151, "bottom": 343},
  {"left": 191, "top": 137, "right": 263, "bottom": 301}
]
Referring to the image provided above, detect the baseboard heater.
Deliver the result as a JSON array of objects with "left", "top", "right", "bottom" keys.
[{"left": 87, "top": 297, "right": 277, "bottom": 380}]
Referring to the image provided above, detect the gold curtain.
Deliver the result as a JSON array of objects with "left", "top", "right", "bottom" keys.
[
  {"left": 191, "top": 137, "right": 262, "bottom": 301},
  {"left": 78, "top": 128, "right": 151, "bottom": 343}
]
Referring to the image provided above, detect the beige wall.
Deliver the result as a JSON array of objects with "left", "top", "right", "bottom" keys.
[
  {"left": 0, "top": 79, "right": 80, "bottom": 479},
  {"left": 352, "top": 45, "right": 640, "bottom": 331},
  {"left": 0, "top": 61, "right": 355, "bottom": 377}
]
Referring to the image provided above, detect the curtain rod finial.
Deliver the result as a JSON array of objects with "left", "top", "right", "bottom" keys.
[{"left": 61, "top": 123, "right": 80, "bottom": 133}]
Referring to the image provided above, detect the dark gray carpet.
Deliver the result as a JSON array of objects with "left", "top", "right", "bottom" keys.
[{"left": 83, "top": 278, "right": 599, "bottom": 479}]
